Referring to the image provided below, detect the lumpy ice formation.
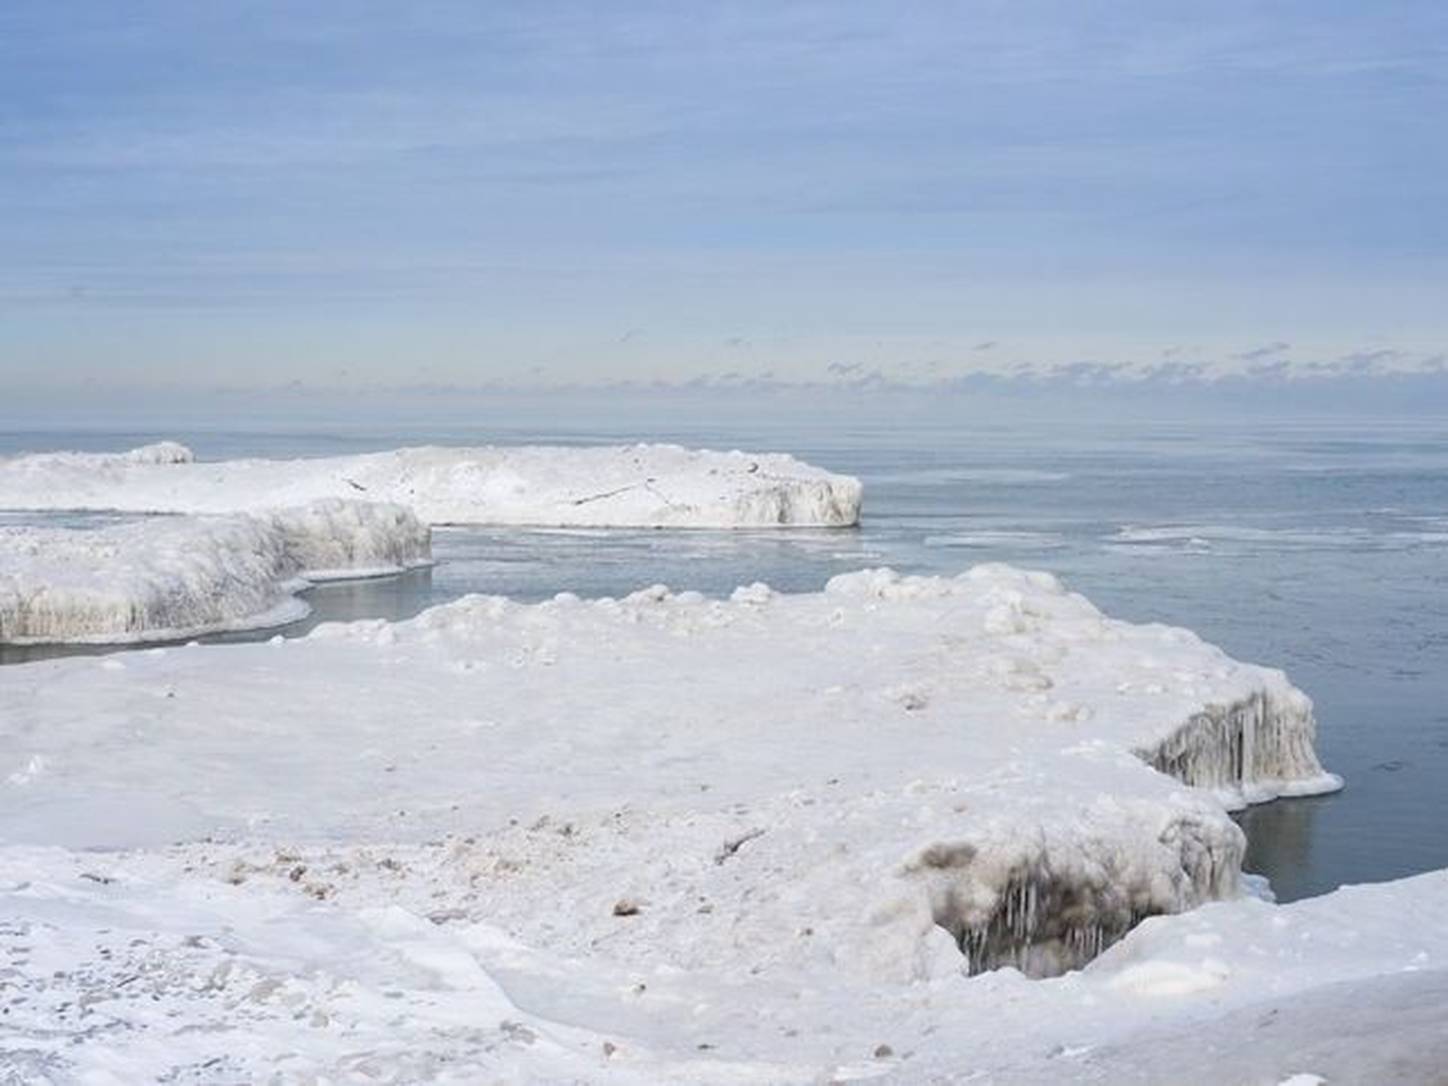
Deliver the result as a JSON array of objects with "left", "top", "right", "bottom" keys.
[{"left": 0, "top": 499, "right": 431, "bottom": 643}]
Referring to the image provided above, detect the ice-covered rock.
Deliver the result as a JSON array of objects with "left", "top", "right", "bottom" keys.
[
  {"left": 0, "top": 499, "right": 430, "bottom": 644},
  {"left": 0, "top": 441, "right": 863, "bottom": 528},
  {"left": 0, "top": 564, "right": 1385, "bottom": 1083}
]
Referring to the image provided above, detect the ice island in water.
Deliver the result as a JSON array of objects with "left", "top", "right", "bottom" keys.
[
  {"left": 2, "top": 443, "right": 1445, "bottom": 1085},
  {"left": 0, "top": 440, "right": 864, "bottom": 528}
]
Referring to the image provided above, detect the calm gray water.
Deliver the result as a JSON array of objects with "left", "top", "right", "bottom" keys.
[{"left": 3, "top": 409, "right": 1446, "bottom": 903}]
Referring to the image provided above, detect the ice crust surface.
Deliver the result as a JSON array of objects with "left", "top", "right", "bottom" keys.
[
  {"left": 0, "top": 499, "right": 430, "bottom": 644},
  {"left": 0, "top": 441, "right": 863, "bottom": 527},
  {"left": 0, "top": 563, "right": 1414, "bottom": 1085}
]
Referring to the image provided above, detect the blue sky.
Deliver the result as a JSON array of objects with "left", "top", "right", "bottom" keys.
[{"left": 2, "top": 1, "right": 1446, "bottom": 391}]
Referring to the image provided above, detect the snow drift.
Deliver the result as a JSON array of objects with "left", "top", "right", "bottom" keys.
[
  {"left": 0, "top": 441, "right": 864, "bottom": 528},
  {"left": 0, "top": 499, "right": 430, "bottom": 644}
]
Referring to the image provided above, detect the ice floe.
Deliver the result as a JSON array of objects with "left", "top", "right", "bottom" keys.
[
  {"left": 0, "top": 441, "right": 863, "bottom": 528},
  {"left": 0, "top": 564, "right": 1415, "bottom": 1084},
  {"left": 0, "top": 499, "right": 430, "bottom": 644}
]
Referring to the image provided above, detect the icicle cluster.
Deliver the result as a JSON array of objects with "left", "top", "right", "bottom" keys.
[
  {"left": 1137, "top": 688, "right": 1334, "bottom": 802},
  {"left": 924, "top": 820, "right": 1242, "bottom": 978},
  {"left": 917, "top": 686, "right": 1333, "bottom": 977}
]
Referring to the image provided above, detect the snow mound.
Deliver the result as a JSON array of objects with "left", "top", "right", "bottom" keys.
[
  {"left": 122, "top": 440, "right": 195, "bottom": 464},
  {"left": 0, "top": 564, "right": 1378, "bottom": 1082},
  {"left": 0, "top": 499, "right": 430, "bottom": 644},
  {"left": 0, "top": 441, "right": 863, "bottom": 528}
]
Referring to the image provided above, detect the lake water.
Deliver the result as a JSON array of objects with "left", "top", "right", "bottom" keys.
[{"left": 3, "top": 406, "right": 1446, "bottom": 903}]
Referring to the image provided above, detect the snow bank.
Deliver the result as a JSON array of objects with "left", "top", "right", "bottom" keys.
[
  {"left": 0, "top": 441, "right": 863, "bottom": 528},
  {"left": 2, "top": 851, "right": 1439, "bottom": 1084},
  {"left": 0, "top": 499, "right": 430, "bottom": 644}
]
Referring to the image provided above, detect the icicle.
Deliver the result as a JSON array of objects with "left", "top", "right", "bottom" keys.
[{"left": 1136, "top": 689, "right": 1330, "bottom": 798}]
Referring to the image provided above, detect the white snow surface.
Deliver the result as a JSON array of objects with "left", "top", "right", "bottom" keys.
[
  {"left": 0, "top": 564, "right": 1429, "bottom": 1086},
  {"left": 0, "top": 441, "right": 863, "bottom": 527},
  {"left": 0, "top": 500, "right": 430, "bottom": 644}
]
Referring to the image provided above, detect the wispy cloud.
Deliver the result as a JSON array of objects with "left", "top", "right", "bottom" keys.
[
  {"left": 1234, "top": 341, "right": 1292, "bottom": 362},
  {"left": 1, "top": 1, "right": 1445, "bottom": 389}
]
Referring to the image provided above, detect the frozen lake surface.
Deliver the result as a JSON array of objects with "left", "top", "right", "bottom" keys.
[{"left": 3, "top": 407, "right": 1446, "bottom": 903}]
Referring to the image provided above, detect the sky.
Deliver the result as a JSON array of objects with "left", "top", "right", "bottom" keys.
[{"left": 2, "top": 1, "right": 1447, "bottom": 396}]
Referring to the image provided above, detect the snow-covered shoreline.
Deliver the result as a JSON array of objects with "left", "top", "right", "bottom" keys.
[
  {"left": 0, "top": 441, "right": 864, "bottom": 528},
  {"left": 0, "top": 499, "right": 431, "bottom": 644},
  {"left": 3, "top": 564, "right": 1417, "bottom": 1085}
]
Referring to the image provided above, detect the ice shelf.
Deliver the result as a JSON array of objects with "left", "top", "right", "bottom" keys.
[
  {"left": 0, "top": 441, "right": 864, "bottom": 528},
  {"left": 0, "top": 565, "right": 1407, "bottom": 1086}
]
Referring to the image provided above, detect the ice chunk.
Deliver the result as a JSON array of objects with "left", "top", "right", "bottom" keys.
[{"left": 269, "top": 498, "right": 432, "bottom": 580}]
